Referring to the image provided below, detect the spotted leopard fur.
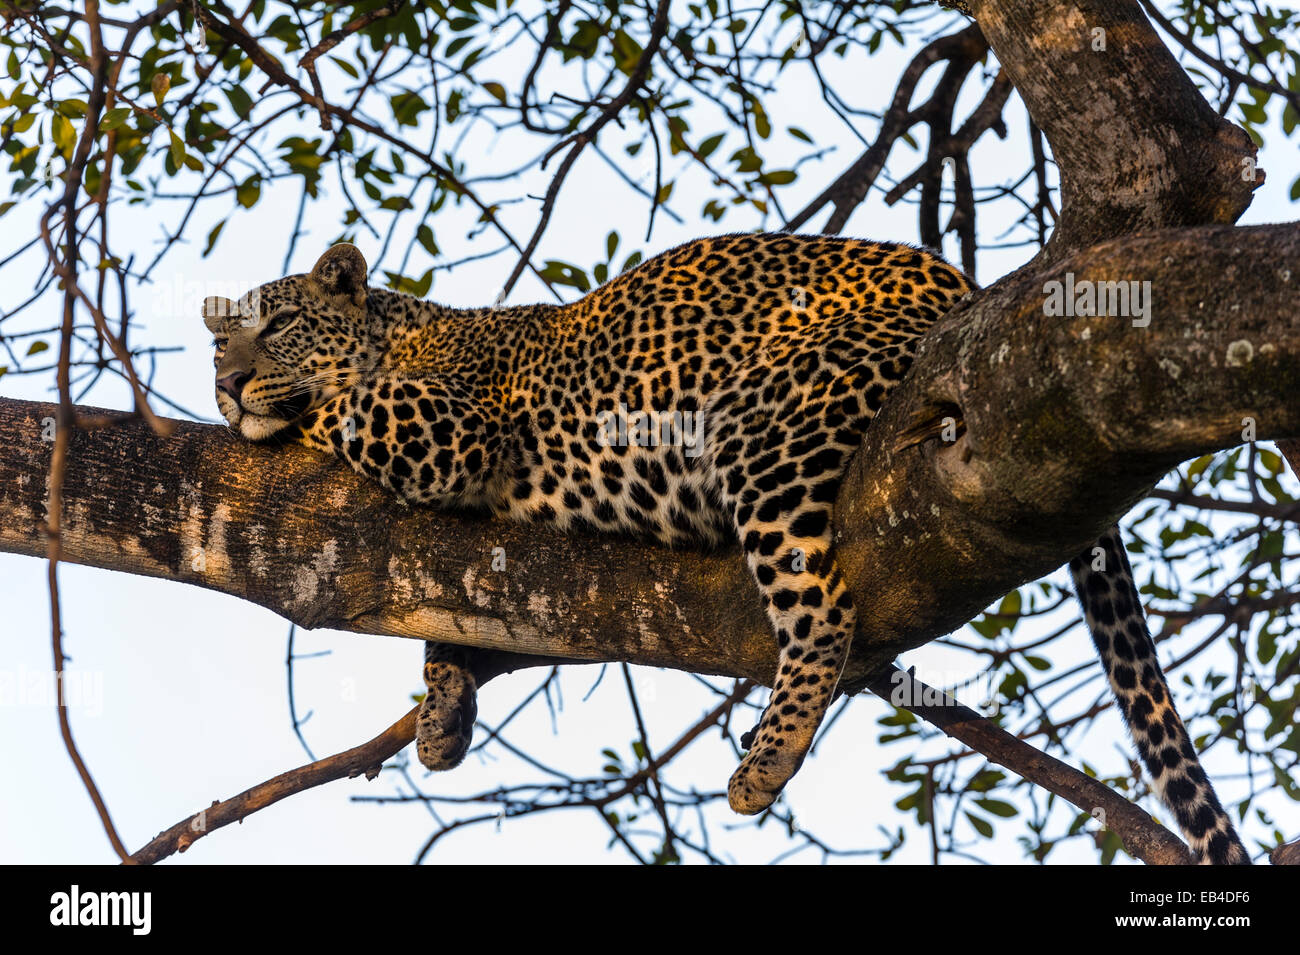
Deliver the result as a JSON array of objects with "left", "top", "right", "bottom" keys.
[{"left": 204, "top": 233, "right": 1248, "bottom": 860}]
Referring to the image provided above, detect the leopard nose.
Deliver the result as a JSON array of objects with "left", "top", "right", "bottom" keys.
[{"left": 216, "top": 371, "right": 250, "bottom": 401}]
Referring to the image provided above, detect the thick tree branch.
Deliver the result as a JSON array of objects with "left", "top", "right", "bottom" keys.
[
  {"left": 1, "top": 225, "right": 1295, "bottom": 695},
  {"left": 834, "top": 222, "right": 1300, "bottom": 679},
  {"left": 969, "top": 0, "right": 1260, "bottom": 258}
]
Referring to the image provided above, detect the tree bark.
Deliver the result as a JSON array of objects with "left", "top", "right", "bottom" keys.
[{"left": 969, "top": 0, "right": 1259, "bottom": 259}]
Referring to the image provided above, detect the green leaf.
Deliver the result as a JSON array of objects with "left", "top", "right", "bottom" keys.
[
  {"left": 611, "top": 29, "right": 644, "bottom": 75},
  {"left": 879, "top": 709, "right": 917, "bottom": 727},
  {"left": 390, "top": 89, "right": 430, "bottom": 127},
  {"left": 1259, "top": 627, "right": 1277, "bottom": 665},
  {"left": 968, "top": 770, "right": 1006, "bottom": 792},
  {"left": 26, "top": 340, "right": 48, "bottom": 356},
  {"left": 697, "top": 133, "right": 724, "bottom": 159},
  {"left": 202, "top": 219, "right": 226, "bottom": 257},
  {"left": 730, "top": 146, "right": 761, "bottom": 173},
  {"left": 974, "top": 798, "right": 1018, "bottom": 818},
  {"left": 169, "top": 131, "right": 186, "bottom": 167},
  {"left": 51, "top": 113, "right": 76, "bottom": 153},
  {"left": 757, "top": 169, "right": 796, "bottom": 186},
  {"left": 382, "top": 268, "right": 434, "bottom": 298},
  {"left": 412, "top": 268, "right": 433, "bottom": 298},
  {"left": 965, "top": 811, "right": 994, "bottom": 838},
  {"left": 416, "top": 224, "right": 439, "bottom": 256},
  {"left": 100, "top": 107, "right": 131, "bottom": 130},
  {"left": 482, "top": 82, "right": 507, "bottom": 104},
  {"left": 235, "top": 175, "right": 261, "bottom": 208},
  {"left": 331, "top": 56, "right": 359, "bottom": 80},
  {"left": 788, "top": 126, "right": 812, "bottom": 143},
  {"left": 224, "top": 85, "right": 253, "bottom": 120},
  {"left": 539, "top": 259, "right": 591, "bottom": 291},
  {"left": 1185, "top": 453, "right": 1214, "bottom": 485},
  {"left": 1239, "top": 102, "right": 1267, "bottom": 125},
  {"left": 83, "top": 159, "right": 102, "bottom": 195}
]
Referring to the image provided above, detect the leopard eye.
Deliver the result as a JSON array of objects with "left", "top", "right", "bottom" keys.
[{"left": 262, "top": 308, "right": 301, "bottom": 338}]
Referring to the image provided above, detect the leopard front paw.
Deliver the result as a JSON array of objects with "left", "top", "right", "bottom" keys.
[{"left": 415, "top": 662, "right": 478, "bottom": 771}]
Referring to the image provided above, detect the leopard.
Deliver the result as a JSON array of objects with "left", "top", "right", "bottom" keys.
[{"left": 204, "top": 232, "right": 1249, "bottom": 863}]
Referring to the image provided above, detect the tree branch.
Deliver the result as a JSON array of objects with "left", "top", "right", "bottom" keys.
[
  {"left": 969, "top": 0, "right": 1260, "bottom": 258},
  {"left": 128, "top": 705, "right": 420, "bottom": 864},
  {"left": 1, "top": 224, "right": 1295, "bottom": 694},
  {"left": 864, "top": 666, "right": 1194, "bottom": 864}
]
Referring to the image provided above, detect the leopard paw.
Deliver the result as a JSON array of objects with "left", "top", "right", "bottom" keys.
[
  {"left": 416, "top": 662, "right": 478, "bottom": 771},
  {"left": 727, "top": 719, "right": 807, "bottom": 815}
]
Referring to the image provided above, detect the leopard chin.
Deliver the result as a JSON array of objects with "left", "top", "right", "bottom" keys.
[
  {"left": 224, "top": 392, "right": 312, "bottom": 442},
  {"left": 238, "top": 413, "right": 292, "bottom": 442}
]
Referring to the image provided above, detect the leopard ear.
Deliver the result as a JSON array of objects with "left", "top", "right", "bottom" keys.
[
  {"left": 202, "top": 296, "right": 238, "bottom": 333},
  {"left": 310, "top": 243, "right": 369, "bottom": 306}
]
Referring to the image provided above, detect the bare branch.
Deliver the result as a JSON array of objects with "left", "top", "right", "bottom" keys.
[
  {"left": 129, "top": 705, "right": 420, "bottom": 864},
  {"left": 866, "top": 666, "right": 1195, "bottom": 864}
]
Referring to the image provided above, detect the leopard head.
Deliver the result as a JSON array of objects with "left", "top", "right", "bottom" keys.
[{"left": 205, "top": 243, "right": 373, "bottom": 441}]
